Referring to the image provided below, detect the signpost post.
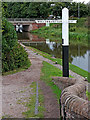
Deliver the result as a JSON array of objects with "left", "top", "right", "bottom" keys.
[
  {"left": 62, "top": 8, "right": 69, "bottom": 77},
  {"left": 35, "top": 8, "right": 77, "bottom": 77}
]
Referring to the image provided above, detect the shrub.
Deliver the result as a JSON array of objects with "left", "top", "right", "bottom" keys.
[
  {"left": 2, "top": 18, "right": 30, "bottom": 72},
  {"left": 2, "top": 17, "right": 17, "bottom": 51}
]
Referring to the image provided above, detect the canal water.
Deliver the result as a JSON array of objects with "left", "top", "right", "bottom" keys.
[{"left": 18, "top": 32, "right": 89, "bottom": 72}]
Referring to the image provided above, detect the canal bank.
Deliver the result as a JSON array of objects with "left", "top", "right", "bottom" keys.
[
  {"left": 28, "top": 17, "right": 89, "bottom": 74},
  {"left": 25, "top": 45, "right": 86, "bottom": 80},
  {"left": 18, "top": 32, "right": 89, "bottom": 82}
]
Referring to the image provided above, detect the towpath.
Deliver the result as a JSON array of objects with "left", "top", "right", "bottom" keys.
[{"left": 2, "top": 44, "right": 60, "bottom": 118}]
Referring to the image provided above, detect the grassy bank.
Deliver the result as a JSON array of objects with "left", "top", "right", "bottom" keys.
[
  {"left": 41, "top": 61, "right": 62, "bottom": 102},
  {"left": 31, "top": 18, "right": 88, "bottom": 46},
  {"left": 27, "top": 46, "right": 90, "bottom": 82}
]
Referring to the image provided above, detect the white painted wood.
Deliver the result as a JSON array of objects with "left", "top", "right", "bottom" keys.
[
  {"left": 62, "top": 8, "right": 69, "bottom": 46},
  {"left": 35, "top": 20, "right": 77, "bottom": 24},
  {"left": 35, "top": 20, "right": 62, "bottom": 23}
]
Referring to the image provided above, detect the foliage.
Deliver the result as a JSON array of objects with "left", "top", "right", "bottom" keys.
[
  {"left": 2, "top": 2, "right": 8, "bottom": 17},
  {"left": 2, "top": 18, "right": 30, "bottom": 72},
  {"left": 2, "top": 17, "right": 17, "bottom": 49},
  {"left": 4, "top": 2, "right": 88, "bottom": 18},
  {"left": 5, "top": 2, "right": 50, "bottom": 18},
  {"left": 2, "top": 62, "right": 30, "bottom": 76}
]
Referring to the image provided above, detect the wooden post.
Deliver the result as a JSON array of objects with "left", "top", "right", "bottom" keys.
[{"left": 62, "top": 8, "right": 69, "bottom": 77}]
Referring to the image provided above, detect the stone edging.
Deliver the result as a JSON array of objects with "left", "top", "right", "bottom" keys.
[{"left": 52, "top": 77, "right": 90, "bottom": 120}]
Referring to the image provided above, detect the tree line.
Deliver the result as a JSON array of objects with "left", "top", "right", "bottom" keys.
[{"left": 3, "top": 2, "right": 89, "bottom": 18}]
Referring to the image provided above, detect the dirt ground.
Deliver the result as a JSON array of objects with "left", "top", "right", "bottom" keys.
[{"left": 2, "top": 47, "right": 60, "bottom": 118}]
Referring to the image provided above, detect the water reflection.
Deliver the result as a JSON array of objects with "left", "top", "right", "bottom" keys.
[
  {"left": 72, "top": 50, "right": 90, "bottom": 72},
  {"left": 17, "top": 32, "right": 89, "bottom": 72},
  {"left": 18, "top": 32, "right": 45, "bottom": 42},
  {"left": 46, "top": 39, "right": 56, "bottom": 51}
]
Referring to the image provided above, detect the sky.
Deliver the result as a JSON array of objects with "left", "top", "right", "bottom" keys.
[{"left": 73, "top": 0, "right": 90, "bottom": 4}]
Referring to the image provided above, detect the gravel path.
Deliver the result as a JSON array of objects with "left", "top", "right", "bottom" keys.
[
  {"left": 2, "top": 45, "right": 60, "bottom": 118},
  {"left": 2, "top": 49, "right": 42, "bottom": 118}
]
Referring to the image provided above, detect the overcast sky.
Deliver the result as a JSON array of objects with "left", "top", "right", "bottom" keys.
[{"left": 73, "top": 0, "right": 89, "bottom": 4}]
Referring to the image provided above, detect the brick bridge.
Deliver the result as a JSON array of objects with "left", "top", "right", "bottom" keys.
[{"left": 7, "top": 18, "right": 46, "bottom": 32}]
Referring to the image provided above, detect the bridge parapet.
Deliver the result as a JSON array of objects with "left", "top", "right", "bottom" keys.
[{"left": 7, "top": 18, "right": 44, "bottom": 21}]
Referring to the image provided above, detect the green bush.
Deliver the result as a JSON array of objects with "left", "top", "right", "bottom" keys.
[
  {"left": 2, "top": 18, "right": 17, "bottom": 50},
  {"left": 2, "top": 18, "right": 30, "bottom": 72}
]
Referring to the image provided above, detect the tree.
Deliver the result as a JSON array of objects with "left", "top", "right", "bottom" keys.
[{"left": 3, "top": 2, "right": 88, "bottom": 18}]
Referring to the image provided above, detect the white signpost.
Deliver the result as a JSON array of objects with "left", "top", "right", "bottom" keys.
[{"left": 35, "top": 8, "right": 77, "bottom": 77}]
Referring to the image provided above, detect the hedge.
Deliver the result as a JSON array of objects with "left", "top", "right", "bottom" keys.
[{"left": 2, "top": 18, "right": 30, "bottom": 72}]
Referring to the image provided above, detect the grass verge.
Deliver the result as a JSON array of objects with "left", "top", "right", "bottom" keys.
[
  {"left": 22, "top": 82, "right": 45, "bottom": 118},
  {"left": 41, "top": 61, "right": 62, "bottom": 102}
]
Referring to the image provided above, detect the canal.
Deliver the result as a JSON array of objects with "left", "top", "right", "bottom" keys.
[{"left": 18, "top": 32, "right": 89, "bottom": 72}]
